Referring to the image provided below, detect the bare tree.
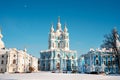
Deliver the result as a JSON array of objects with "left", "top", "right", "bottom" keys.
[{"left": 101, "top": 28, "right": 120, "bottom": 73}]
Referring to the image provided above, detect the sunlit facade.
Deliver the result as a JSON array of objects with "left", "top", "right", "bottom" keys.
[{"left": 0, "top": 30, "right": 38, "bottom": 73}]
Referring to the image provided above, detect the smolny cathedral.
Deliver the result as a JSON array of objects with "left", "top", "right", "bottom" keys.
[
  {"left": 40, "top": 17, "right": 78, "bottom": 71},
  {"left": 0, "top": 17, "right": 119, "bottom": 74}
]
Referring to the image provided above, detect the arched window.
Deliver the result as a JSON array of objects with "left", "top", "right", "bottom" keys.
[
  {"left": 96, "top": 55, "right": 98, "bottom": 57},
  {"left": 48, "top": 63, "right": 50, "bottom": 67},
  {"left": 48, "top": 55, "right": 50, "bottom": 59},
  {"left": 58, "top": 36, "right": 60, "bottom": 40},
  {"left": 96, "top": 60, "right": 98, "bottom": 65},
  {"left": 43, "top": 56, "right": 45, "bottom": 59},
  {"left": 43, "top": 63, "right": 45, "bottom": 70},
  {"left": 1, "top": 68, "right": 3, "bottom": 72},
  {"left": 57, "top": 63, "right": 60, "bottom": 69},
  {"left": 65, "top": 36, "right": 68, "bottom": 39},
  {"left": 103, "top": 56, "right": 105, "bottom": 58},
  {"left": 13, "top": 59, "right": 16, "bottom": 64},
  {"left": 14, "top": 55, "right": 16, "bottom": 57},
  {"left": 104, "top": 61, "right": 106, "bottom": 65},
  {"left": 58, "top": 43, "right": 60, "bottom": 48},
  {"left": 13, "top": 68, "right": 16, "bottom": 72},
  {"left": 48, "top": 62, "right": 51, "bottom": 70},
  {"left": 1, "top": 60, "right": 4, "bottom": 64},
  {"left": 113, "top": 61, "right": 115, "bottom": 65},
  {"left": 2, "top": 55, "right": 4, "bottom": 58},
  {"left": 43, "top": 63, "right": 45, "bottom": 67},
  {"left": 6, "top": 55, "right": 8, "bottom": 58},
  {"left": 58, "top": 54, "right": 60, "bottom": 58},
  {"left": 38, "top": 60, "right": 40, "bottom": 64},
  {"left": 108, "top": 61, "right": 110, "bottom": 66}
]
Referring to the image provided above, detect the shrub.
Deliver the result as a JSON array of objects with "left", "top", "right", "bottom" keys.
[{"left": 29, "top": 66, "right": 35, "bottom": 72}]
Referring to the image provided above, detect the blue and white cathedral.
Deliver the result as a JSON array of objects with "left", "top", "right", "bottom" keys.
[{"left": 40, "top": 17, "right": 77, "bottom": 71}]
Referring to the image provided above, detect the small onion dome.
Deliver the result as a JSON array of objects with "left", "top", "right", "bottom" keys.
[
  {"left": 64, "top": 24, "right": 68, "bottom": 32},
  {"left": 50, "top": 24, "right": 54, "bottom": 32}
]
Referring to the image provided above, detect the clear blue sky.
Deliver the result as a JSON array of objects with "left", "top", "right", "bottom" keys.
[{"left": 0, "top": 0, "right": 120, "bottom": 58}]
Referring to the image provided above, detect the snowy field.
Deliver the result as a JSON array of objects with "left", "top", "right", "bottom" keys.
[{"left": 0, "top": 71, "right": 120, "bottom": 80}]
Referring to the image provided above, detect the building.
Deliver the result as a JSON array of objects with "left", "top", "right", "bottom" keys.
[
  {"left": 82, "top": 48, "right": 119, "bottom": 74},
  {"left": 77, "top": 55, "right": 85, "bottom": 73},
  {"left": 78, "top": 28, "right": 120, "bottom": 74},
  {"left": 0, "top": 30, "right": 38, "bottom": 73},
  {"left": 40, "top": 17, "right": 77, "bottom": 72}
]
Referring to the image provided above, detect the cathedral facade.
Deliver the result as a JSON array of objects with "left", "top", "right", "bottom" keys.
[
  {"left": 0, "top": 30, "right": 38, "bottom": 73},
  {"left": 40, "top": 17, "right": 78, "bottom": 71}
]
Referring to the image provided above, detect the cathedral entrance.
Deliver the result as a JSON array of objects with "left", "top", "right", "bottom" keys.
[{"left": 57, "top": 63, "right": 60, "bottom": 70}]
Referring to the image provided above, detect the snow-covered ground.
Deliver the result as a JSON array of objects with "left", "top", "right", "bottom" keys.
[{"left": 0, "top": 71, "right": 120, "bottom": 80}]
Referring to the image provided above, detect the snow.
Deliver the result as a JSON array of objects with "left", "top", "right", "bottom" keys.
[{"left": 0, "top": 71, "right": 120, "bottom": 80}]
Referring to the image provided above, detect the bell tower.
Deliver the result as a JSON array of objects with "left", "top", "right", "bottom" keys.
[
  {"left": 48, "top": 17, "right": 70, "bottom": 50},
  {"left": 63, "top": 23, "right": 69, "bottom": 50},
  {"left": 49, "top": 23, "right": 55, "bottom": 50}
]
